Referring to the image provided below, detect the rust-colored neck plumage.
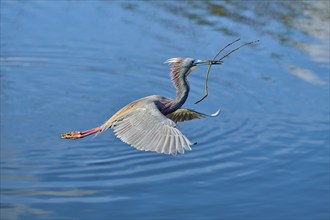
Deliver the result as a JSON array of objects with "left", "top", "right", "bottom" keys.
[{"left": 166, "top": 58, "right": 191, "bottom": 113}]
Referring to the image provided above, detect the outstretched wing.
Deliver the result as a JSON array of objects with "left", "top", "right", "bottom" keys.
[
  {"left": 111, "top": 102, "right": 193, "bottom": 155},
  {"left": 166, "top": 108, "right": 221, "bottom": 123}
]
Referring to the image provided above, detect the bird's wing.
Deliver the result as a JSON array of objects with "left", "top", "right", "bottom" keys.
[
  {"left": 166, "top": 108, "right": 221, "bottom": 123},
  {"left": 111, "top": 102, "right": 193, "bottom": 155}
]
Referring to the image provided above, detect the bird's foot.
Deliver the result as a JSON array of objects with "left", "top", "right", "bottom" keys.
[
  {"left": 60, "top": 127, "right": 102, "bottom": 139},
  {"left": 61, "top": 131, "right": 82, "bottom": 139}
]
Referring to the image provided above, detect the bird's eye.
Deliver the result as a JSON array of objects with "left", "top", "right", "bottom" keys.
[{"left": 191, "top": 60, "right": 195, "bottom": 65}]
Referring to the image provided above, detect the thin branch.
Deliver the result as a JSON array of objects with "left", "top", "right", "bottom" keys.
[
  {"left": 195, "top": 38, "right": 241, "bottom": 104},
  {"left": 195, "top": 39, "right": 259, "bottom": 104},
  {"left": 217, "top": 40, "right": 259, "bottom": 62},
  {"left": 195, "top": 64, "right": 213, "bottom": 104},
  {"left": 212, "top": 38, "right": 241, "bottom": 61}
]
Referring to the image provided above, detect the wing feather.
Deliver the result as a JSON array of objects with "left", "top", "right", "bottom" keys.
[
  {"left": 163, "top": 135, "right": 170, "bottom": 153},
  {"left": 112, "top": 102, "right": 193, "bottom": 155},
  {"left": 166, "top": 108, "right": 220, "bottom": 123},
  {"left": 168, "top": 132, "right": 176, "bottom": 154}
]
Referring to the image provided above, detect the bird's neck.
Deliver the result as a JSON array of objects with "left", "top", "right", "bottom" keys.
[{"left": 169, "top": 76, "right": 190, "bottom": 112}]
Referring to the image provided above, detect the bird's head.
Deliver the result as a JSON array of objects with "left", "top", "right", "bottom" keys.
[{"left": 165, "top": 57, "right": 221, "bottom": 80}]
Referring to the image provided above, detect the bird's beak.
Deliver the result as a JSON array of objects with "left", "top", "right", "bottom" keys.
[{"left": 194, "top": 59, "right": 223, "bottom": 66}]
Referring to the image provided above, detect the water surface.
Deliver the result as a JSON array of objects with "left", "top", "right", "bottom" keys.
[{"left": 1, "top": 1, "right": 329, "bottom": 219}]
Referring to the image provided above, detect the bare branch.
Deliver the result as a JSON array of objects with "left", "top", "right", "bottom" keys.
[
  {"left": 195, "top": 39, "right": 259, "bottom": 104},
  {"left": 217, "top": 40, "right": 259, "bottom": 62}
]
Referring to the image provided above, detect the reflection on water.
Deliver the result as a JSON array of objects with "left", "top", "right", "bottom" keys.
[
  {"left": 156, "top": 1, "right": 329, "bottom": 65},
  {"left": 2, "top": 204, "right": 50, "bottom": 220},
  {"left": 1, "top": 1, "right": 329, "bottom": 220},
  {"left": 288, "top": 65, "right": 325, "bottom": 85}
]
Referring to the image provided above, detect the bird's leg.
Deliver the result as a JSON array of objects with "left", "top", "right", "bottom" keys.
[{"left": 60, "top": 127, "right": 101, "bottom": 139}]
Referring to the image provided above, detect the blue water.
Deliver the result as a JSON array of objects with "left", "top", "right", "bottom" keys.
[{"left": 1, "top": 1, "right": 329, "bottom": 219}]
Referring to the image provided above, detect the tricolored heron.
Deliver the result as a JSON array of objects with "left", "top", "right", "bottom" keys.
[{"left": 61, "top": 58, "right": 221, "bottom": 155}]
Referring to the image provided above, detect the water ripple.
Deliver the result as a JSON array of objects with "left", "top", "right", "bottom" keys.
[{"left": 2, "top": 1, "right": 329, "bottom": 219}]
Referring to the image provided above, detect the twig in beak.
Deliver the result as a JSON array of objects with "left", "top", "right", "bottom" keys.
[
  {"left": 195, "top": 39, "right": 259, "bottom": 104},
  {"left": 217, "top": 40, "right": 259, "bottom": 62},
  {"left": 195, "top": 38, "right": 241, "bottom": 104}
]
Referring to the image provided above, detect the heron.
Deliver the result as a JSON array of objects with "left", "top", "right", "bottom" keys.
[{"left": 61, "top": 57, "right": 221, "bottom": 155}]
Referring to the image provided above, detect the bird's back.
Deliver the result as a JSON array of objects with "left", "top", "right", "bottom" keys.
[{"left": 100, "top": 95, "right": 169, "bottom": 131}]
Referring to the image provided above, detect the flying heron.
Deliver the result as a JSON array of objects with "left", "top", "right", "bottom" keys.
[{"left": 61, "top": 58, "right": 221, "bottom": 155}]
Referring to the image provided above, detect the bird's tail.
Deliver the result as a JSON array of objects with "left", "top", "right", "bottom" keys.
[{"left": 60, "top": 127, "right": 102, "bottom": 140}]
